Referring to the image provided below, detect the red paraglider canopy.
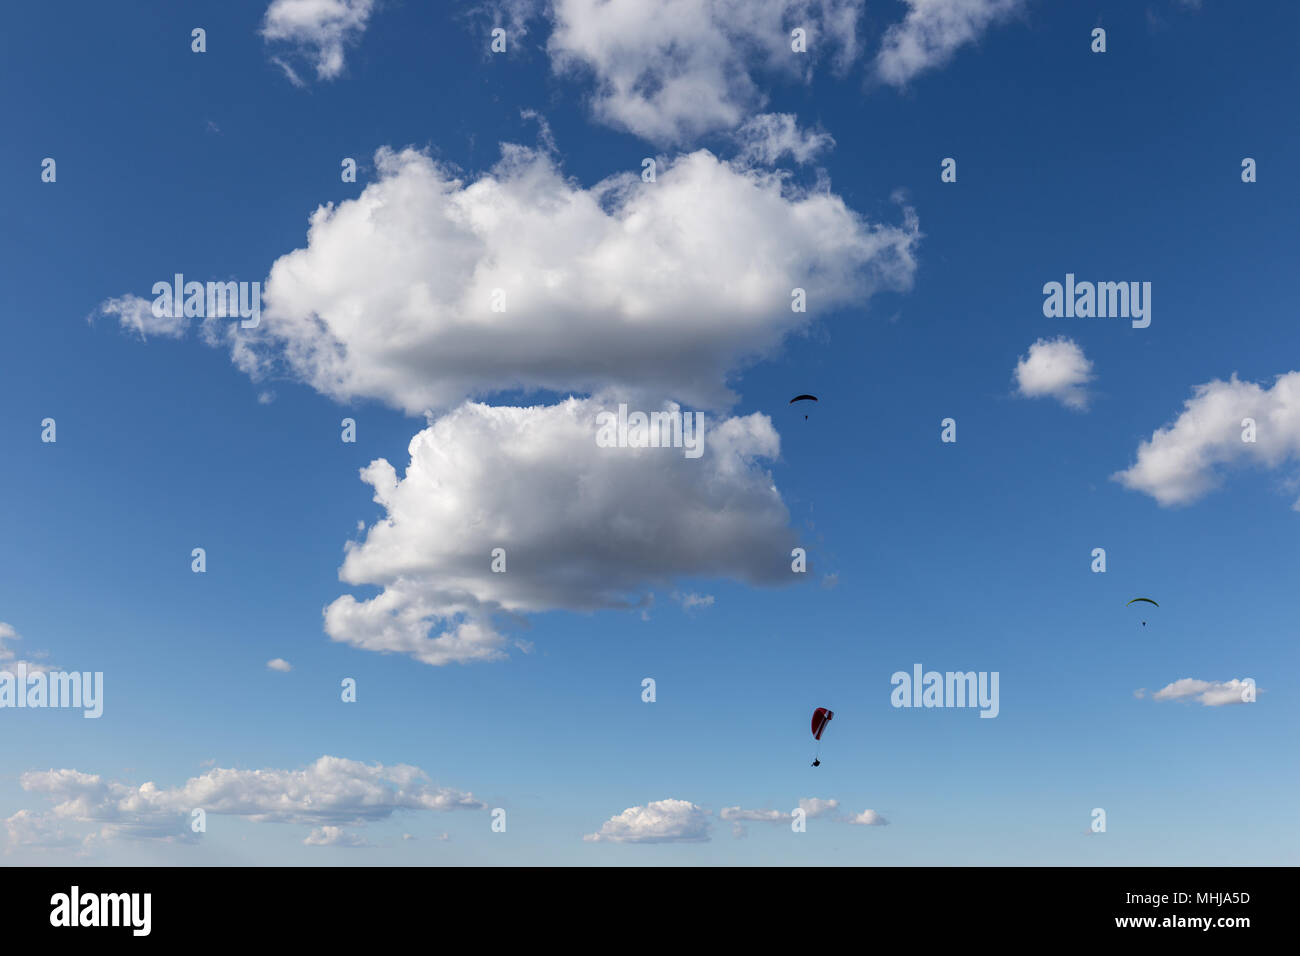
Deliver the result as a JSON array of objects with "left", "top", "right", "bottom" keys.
[{"left": 811, "top": 707, "right": 834, "bottom": 740}]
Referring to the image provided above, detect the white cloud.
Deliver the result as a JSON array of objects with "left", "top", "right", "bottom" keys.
[
  {"left": 0, "top": 622, "right": 56, "bottom": 675},
  {"left": 3, "top": 809, "right": 84, "bottom": 853},
  {"left": 720, "top": 797, "right": 838, "bottom": 832},
  {"left": 874, "top": 0, "right": 1024, "bottom": 86},
  {"left": 847, "top": 808, "right": 889, "bottom": 825},
  {"left": 1014, "top": 336, "right": 1093, "bottom": 410},
  {"left": 1151, "top": 678, "right": 1255, "bottom": 707},
  {"left": 216, "top": 144, "right": 916, "bottom": 415},
  {"left": 304, "top": 825, "right": 371, "bottom": 847},
  {"left": 735, "top": 113, "right": 835, "bottom": 165},
  {"left": 487, "top": 1, "right": 1015, "bottom": 141},
  {"left": 5, "top": 756, "right": 483, "bottom": 850},
  {"left": 673, "top": 592, "right": 716, "bottom": 612},
  {"left": 261, "top": 0, "right": 376, "bottom": 84},
  {"left": 544, "top": 0, "right": 864, "bottom": 143},
  {"left": 798, "top": 796, "right": 839, "bottom": 818},
  {"left": 266, "top": 658, "right": 293, "bottom": 672},
  {"left": 0, "top": 622, "right": 22, "bottom": 663},
  {"left": 584, "top": 799, "right": 712, "bottom": 843},
  {"left": 477, "top": 0, "right": 541, "bottom": 40},
  {"left": 94, "top": 295, "right": 187, "bottom": 340},
  {"left": 720, "top": 806, "right": 787, "bottom": 823},
  {"left": 325, "top": 397, "right": 796, "bottom": 666},
  {"left": 1113, "top": 372, "right": 1300, "bottom": 508}
]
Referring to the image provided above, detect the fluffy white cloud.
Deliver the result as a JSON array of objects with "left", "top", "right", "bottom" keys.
[
  {"left": 544, "top": 0, "right": 863, "bottom": 143},
  {"left": 874, "top": 0, "right": 1023, "bottom": 86},
  {"left": 735, "top": 113, "right": 836, "bottom": 165},
  {"left": 266, "top": 658, "right": 293, "bottom": 672},
  {"left": 1151, "top": 678, "right": 1255, "bottom": 707},
  {"left": 261, "top": 0, "right": 376, "bottom": 85},
  {"left": 1113, "top": 372, "right": 1300, "bottom": 508},
  {"left": 4, "top": 756, "right": 483, "bottom": 850},
  {"left": 486, "top": 1, "right": 1015, "bottom": 140},
  {"left": 1014, "top": 336, "right": 1093, "bottom": 410},
  {"left": 93, "top": 294, "right": 187, "bottom": 340},
  {"left": 584, "top": 799, "right": 712, "bottom": 843},
  {"left": 218, "top": 144, "right": 915, "bottom": 415},
  {"left": 847, "top": 808, "right": 889, "bottom": 825},
  {"left": 798, "top": 796, "right": 839, "bottom": 818},
  {"left": 325, "top": 397, "right": 796, "bottom": 665}
]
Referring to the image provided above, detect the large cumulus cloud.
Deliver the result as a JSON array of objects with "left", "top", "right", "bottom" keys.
[
  {"left": 325, "top": 396, "right": 797, "bottom": 665},
  {"left": 222, "top": 144, "right": 917, "bottom": 415}
]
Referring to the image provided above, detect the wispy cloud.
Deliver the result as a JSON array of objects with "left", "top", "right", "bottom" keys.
[
  {"left": 718, "top": 798, "right": 840, "bottom": 837},
  {"left": 261, "top": 0, "right": 377, "bottom": 85},
  {"left": 734, "top": 113, "right": 835, "bottom": 165},
  {"left": 5, "top": 756, "right": 483, "bottom": 852},
  {"left": 1149, "top": 678, "right": 1256, "bottom": 707},
  {"left": 93, "top": 295, "right": 188, "bottom": 341},
  {"left": 0, "top": 622, "right": 56, "bottom": 675},
  {"left": 875, "top": 0, "right": 1024, "bottom": 87}
]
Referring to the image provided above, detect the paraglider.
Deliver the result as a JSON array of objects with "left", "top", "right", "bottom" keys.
[
  {"left": 1127, "top": 597, "right": 1158, "bottom": 626},
  {"left": 789, "top": 394, "right": 818, "bottom": 419},
  {"left": 811, "top": 707, "right": 833, "bottom": 766}
]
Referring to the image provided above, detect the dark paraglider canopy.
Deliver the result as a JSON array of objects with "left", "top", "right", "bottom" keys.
[
  {"left": 790, "top": 394, "right": 818, "bottom": 419},
  {"left": 810, "top": 707, "right": 833, "bottom": 767},
  {"left": 811, "top": 707, "right": 833, "bottom": 740},
  {"left": 1127, "top": 597, "right": 1158, "bottom": 626}
]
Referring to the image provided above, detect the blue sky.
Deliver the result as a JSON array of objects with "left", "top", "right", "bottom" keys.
[{"left": 1, "top": 0, "right": 1296, "bottom": 864}]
